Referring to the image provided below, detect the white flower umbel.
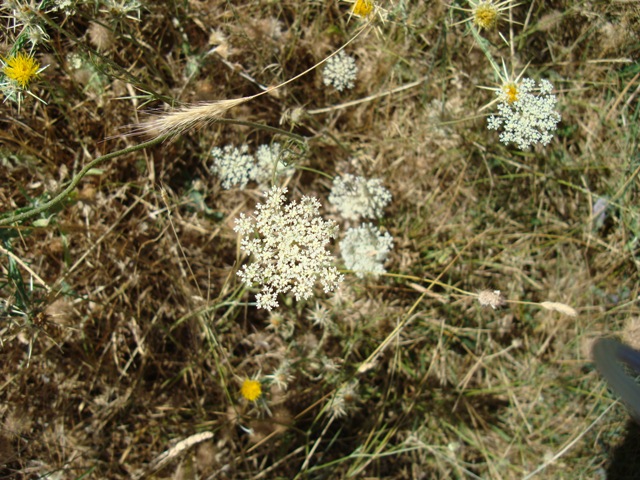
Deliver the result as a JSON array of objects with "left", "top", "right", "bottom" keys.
[
  {"left": 322, "top": 51, "right": 357, "bottom": 92},
  {"left": 252, "top": 143, "right": 295, "bottom": 185},
  {"left": 340, "top": 223, "right": 393, "bottom": 278},
  {"left": 210, "top": 144, "right": 255, "bottom": 190},
  {"left": 484, "top": 62, "right": 561, "bottom": 150},
  {"left": 329, "top": 174, "right": 392, "bottom": 220},
  {"left": 234, "top": 187, "right": 344, "bottom": 310}
]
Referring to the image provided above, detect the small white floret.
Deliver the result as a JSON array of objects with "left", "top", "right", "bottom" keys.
[
  {"left": 329, "top": 174, "right": 392, "bottom": 220},
  {"left": 340, "top": 223, "right": 393, "bottom": 278},
  {"left": 322, "top": 51, "right": 358, "bottom": 92},
  {"left": 210, "top": 144, "right": 255, "bottom": 190}
]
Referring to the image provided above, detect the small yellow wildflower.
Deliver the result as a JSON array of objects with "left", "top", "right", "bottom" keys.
[
  {"left": 351, "top": 0, "right": 374, "bottom": 17},
  {"left": 240, "top": 379, "right": 262, "bottom": 402},
  {"left": 2, "top": 52, "right": 41, "bottom": 89},
  {"left": 473, "top": 2, "right": 499, "bottom": 29},
  {"left": 478, "top": 58, "right": 527, "bottom": 109},
  {"left": 452, "top": 0, "right": 518, "bottom": 31},
  {"left": 502, "top": 82, "right": 519, "bottom": 103}
]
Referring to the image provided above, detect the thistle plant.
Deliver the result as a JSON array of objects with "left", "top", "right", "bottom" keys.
[
  {"left": 350, "top": 0, "right": 375, "bottom": 18},
  {"left": 329, "top": 174, "right": 392, "bottom": 220},
  {"left": 322, "top": 51, "right": 358, "bottom": 92},
  {"left": 234, "top": 187, "right": 343, "bottom": 311},
  {"left": 1, "top": 51, "right": 47, "bottom": 106},
  {"left": 452, "top": 0, "right": 519, "bottom": 31},
  {"left": 240, "top": 378, "right": 263, "bottom": 402},
  {"left": 2, "top": 0, "right": 50, "bottom": 47}
]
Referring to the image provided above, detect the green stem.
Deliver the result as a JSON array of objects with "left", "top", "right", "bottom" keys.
[
  {"left": 0, "top": 133, "right": 172, "bottom": 226},
  {"left": 216, "top": 119, "right": 306, "bottom": 144}
]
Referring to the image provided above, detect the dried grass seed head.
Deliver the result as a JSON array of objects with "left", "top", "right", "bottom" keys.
[
  {"left": 477, "top": 290, "right": 505, "bottom": 309},
  {"left": 88, "top": 21, "right": 115, "bottom": 51}
]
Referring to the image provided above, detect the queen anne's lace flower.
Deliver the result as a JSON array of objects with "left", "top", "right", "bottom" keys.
[
  {"left": 329, "top": 174, "right": 392, "bottom": 220},
  {"left": 487, "top": 78, "right": 561, "bottom": 150},
  {"left": 340, "top": 223, "right": 393, "bottom": 278},
  {"left": 252, "top": 143, "right": 295, "bottom": 185},
  {"left": 234, "top": 187, "right": 343, "bottom": 310},
  {"left": 322, "top": 51, "right": 357, "bottom": 92},
  {"left": 210, "top": 144, "right": 255, "bottom": 190}
]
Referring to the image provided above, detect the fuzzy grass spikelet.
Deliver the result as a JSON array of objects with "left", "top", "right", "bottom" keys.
[
  {"left": 322, "top": 51, "right": 358, "bottom": 92},
  {"left": 329, "top": 174, "right": 392, "bottom": 220},
  {"left": 234, "top": 187, "right": 343, "bottom": 310}
]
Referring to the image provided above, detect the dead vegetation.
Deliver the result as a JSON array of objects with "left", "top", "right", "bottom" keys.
[{"left": 1, "top": 0, "right": 639, "bottom": 478}]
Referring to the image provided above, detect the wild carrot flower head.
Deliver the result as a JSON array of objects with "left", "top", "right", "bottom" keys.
[
  {"left": 210, "top": 144, "right": 255, "bottom": 190},
  {"left": 2, "top": 52, "right": 41, "bottom": 89},
  {"left": 253, "top": 142, "right": 295, "bottom": 185},
  {"left": 240, "top": 378, "right": 262, "bottom": 402},
  {"left": 340, "top": 223, "right": 393, "bottom": 278},
  {"left": 329, "top": 174, "right": 392, "bottom": 220},
  {"left": 487, "top": 77, "right": 561, "bottom": 150},
  {"left": 482, "top": 61, "right": 561, "bottom": 150},
  {"left": 477, "top": 290, "right": 505, "bottom": 309},
  {"left": 322, "top": 51, "right": 358, "bottom": 92},
  {"left": 234, "top": 186, "right": 343, "bottom": 310}
]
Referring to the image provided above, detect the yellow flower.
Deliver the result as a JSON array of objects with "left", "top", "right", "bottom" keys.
[
  {"left": 502, "top": 81, "right": 519, "bottom": 103},
  {"left": 2, "top": 52, "right": 41, "bottom": 89},
  {"left": 352, "top": 0, "right": 374, "bottom": 17},
  {"left": 472, "top": 1, "right": 500, "bottom": 29},
  {"left": 452, "top": 0, "right": 518, "bottom": 31},
  {"left": 240, "top": 379, "right": 262, "bottom": 402},
  {"left": 478, "top": 58, "right": 528, "bottom": 109}
]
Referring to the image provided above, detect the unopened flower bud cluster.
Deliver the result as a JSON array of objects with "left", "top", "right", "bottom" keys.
[
  {"left": 329, "top": 174, "right": 392, "bottom": 220},
  {"left": 234, "top": 187, "right": 343, "bottom": 310},
  {"left": 340, "top": 223, "right": 393, "bottom": 278}
]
